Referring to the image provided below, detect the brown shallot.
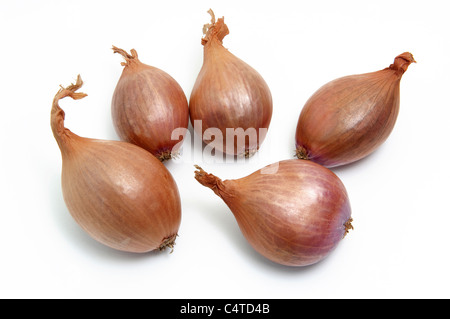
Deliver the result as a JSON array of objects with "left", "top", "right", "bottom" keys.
[
  {"left": 295, "top": 52, "right": 416, "bottom": 168},
  {"left": 194, "top": 159, "right": 353, "bottom": 266},
  {"left": 51, "top": 75, "right": 181, "bottom": 253},
  {"left": 189, "top": 9, "right": 273, "bottom": 157},
  {"left": 112, "top": 46, "right": 189, "bottom": 162}
]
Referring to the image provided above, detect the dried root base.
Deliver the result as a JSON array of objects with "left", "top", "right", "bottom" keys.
[
  {"left": 157, "top": 150, "right": 180, "bottom": 162},
  {"left": 159, "top": 234, "right": 178, "bottom": 253},
  {"left": 244, "top": 148, "right": 258, "bottom": 158},
  {"left": 343, "top": 218, "right": 354, "bottom": 238},
  {"left": 295, "top": 147, "right": 309, "bottom": 160}
]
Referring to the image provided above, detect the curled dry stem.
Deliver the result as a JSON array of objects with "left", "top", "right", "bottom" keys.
[
  {"left": 194, "top": 165, "right": 227, "bottom": 199},
  {"left": 55, "top": 74, "right": 87, "bottom": 102},
  {"left": 202, "top": 8, "right": 216, "bottom": 35},
  {"left": 201, "top": 8, "right": 229, "bottom": 45},
  {"left": 194, "top": 165, "right": 214, "bottom": 185},
  {"left": 112, "top": 45, "right": 139, "bottom": 66},
  {"left": 51, "top": 75, "right": 87, "bottom": 144},
  {"left": 389, "top": 52, "right": 416, "bottom": 74}
]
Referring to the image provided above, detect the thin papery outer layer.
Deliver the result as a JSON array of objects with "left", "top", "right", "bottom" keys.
[
  {"left": 189, "top": 9, "right": 273, "bottom": 156},
  {"left": 194, "top": 160, "right": 353, "bottom": 266},
  {"left": 295, "top": 52, "right": 415, "bottom": 167},
  {"left": 51, "top": 76, "right": 182, "bottom": 253}
]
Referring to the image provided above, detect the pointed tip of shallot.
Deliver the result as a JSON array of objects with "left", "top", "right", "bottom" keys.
[
  {"left": 398, "top": 52, "right": 416, "bottom": 63},
  {"left": 51, "top": 74, "right": 87, "bottom": 150},
  {"left": 112, "top": 45, "right": 139, "bottom": 67},
  {"left": 207, "top": 8, "right": 215, "bottom": 25},
  {"left": 194, "top": 165, "right": 226, "bottom": 198},
  {"left": 202, "top": 9, "right": 216, "bottom": 35},
  {"left": 201, "top": 9, "right": 229, "bottom": 45},
  {"left": 56, "top": 74, "right": 87, "bottom": 101},
  {"left": 194, "top": 164, "right": 207, "bottom": 178},
  {"left": 390, "top": 52, "right": 416, "bottom": 74}
]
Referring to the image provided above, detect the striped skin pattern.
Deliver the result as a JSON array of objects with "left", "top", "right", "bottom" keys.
[
  {"left": 189, "top": 16, "right": 272, "bottom": 156},
  {"left": 61, "top": 137, "right": 181, "bottom": 253},
  {"left": 295, "top": 52, "right": 415, "bottom": 168},
  {"left": 112, "top": 48, "right": 189, "bottom": 161},
  {"left": 195, "top": 159, "right": 352, "bottom": 267},
  {"left": 52, "top": 76, "right": 181, "bottom": 253}
]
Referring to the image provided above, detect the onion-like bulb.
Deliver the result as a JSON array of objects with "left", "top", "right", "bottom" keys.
[
  {"left": 51, "top": 75, "right": 181, "bottom": 253},
  {"left": 111, "top": 46, "right": 189, "bottom": 162},
  {"left": 189, "top": 9, "right": 273, "bottom": 157},
  {"left": 295, "top": 52, "right": 416, "bottom": 168},
  {"left": 194, "top": 159, "right": 353, "bottom": 267}
]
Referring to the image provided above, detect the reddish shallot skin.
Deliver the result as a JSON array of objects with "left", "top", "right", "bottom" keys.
[
  {"left": 189, "top": 10, "right": 273, "bottom": 157},
  {"left": 51, "top": 76, "right": 181, "bottom": 253},
  {"left": 112, "top": 46, "right": 189, "bottom": 162},
  {"left": 295, "top": 52, "right": 416, "bottom": 168},
  {"left": 194, "top": 159, "right": 353, "bottom": 267}
]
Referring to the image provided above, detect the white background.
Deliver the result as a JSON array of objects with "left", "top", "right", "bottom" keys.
[{"left": 1, "top": 0, "right": 449, "bottom": 299}]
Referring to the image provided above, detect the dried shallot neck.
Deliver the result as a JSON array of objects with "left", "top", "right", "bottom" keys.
[
  {"left": 112, "top": 45, "right": 141, "bottom": 67},
  {"left": 194, "top": 165, "right": 228, "bottom": 199},
  {"left": 51, "top": 75, "right": 87, "bottom": 147},
  {"left": 388, "top": 52, "right": 416, "bottom": 74},
  {"left": 201, "top": 9, "right": 229, "bottom": 45}
]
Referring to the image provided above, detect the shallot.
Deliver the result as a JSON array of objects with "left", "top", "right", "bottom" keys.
[
  {"left": 189, "top": 10, "right": 273, "bottom": 157},
  {"left": 112, "top": 46, "right": 189, "bottom": 162},
  {"left": 51, "top": 75, "right": 181, "bottom": 253},
  {"left": 295, "top": 52, "right": 416, "bottom": 167},
  {"left": 194, "top": 159, "right": 353, "bottom": 266}
]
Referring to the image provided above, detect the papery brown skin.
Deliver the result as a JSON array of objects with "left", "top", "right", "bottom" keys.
[
  {"left": 112, "top": 46, "right": 189, "bottom": 162},
  {"left": 295, "top": 52, "right": 416, "bottom": 168},
  {"left": 51, "top": 75, "right": 181, "bottom": 253},
  {"left": 189, "top": 10, "right": 273, "bottom": 157},
  {"left": 194, "top": 159, "right": 353, "bottom": 267}
]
